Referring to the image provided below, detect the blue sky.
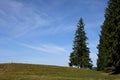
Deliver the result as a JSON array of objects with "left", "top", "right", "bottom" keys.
[{"left": 0, "top": 0, "right": 108, "bottom": 66}]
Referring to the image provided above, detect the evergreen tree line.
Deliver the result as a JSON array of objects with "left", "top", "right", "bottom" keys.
[
  {"left": 97, "top": 0, "right": 120, "bottom": 73},
  {"left": 69, "top": 0, "right": 120, "bottom": 73}
]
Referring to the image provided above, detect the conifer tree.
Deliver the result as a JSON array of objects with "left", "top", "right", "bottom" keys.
[
  {"left": 69, "top": 18, "right": 92, "bottom": 69},
  {"left": 97, "top": 0, "right": 120, "bottom": 73}
]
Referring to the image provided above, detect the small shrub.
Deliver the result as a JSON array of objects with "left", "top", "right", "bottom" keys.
[{"left": 104, "top": 67, "right": 115, "bottom": 73}]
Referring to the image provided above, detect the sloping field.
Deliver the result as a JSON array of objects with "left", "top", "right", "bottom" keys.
[{"left": 0, "top": 63, "right": 120, "bottom": 80}]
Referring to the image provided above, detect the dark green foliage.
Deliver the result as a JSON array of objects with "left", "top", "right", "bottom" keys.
[
  {"left": 69, "top": 18, "right": 92, "bottom": 69},
  {"left": 97, "top": 0, "right": 120, "bottom": 73}
]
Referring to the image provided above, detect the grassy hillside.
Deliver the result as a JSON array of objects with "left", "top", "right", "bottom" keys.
[{"left": 0, "top": 63, "right": 120, "bottom": 80}]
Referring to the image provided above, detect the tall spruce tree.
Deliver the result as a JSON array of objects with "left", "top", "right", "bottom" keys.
[
  {"left": 97, "top": 0, "right": 120, "bottom": 73},
  {"left": 69, "top": 18, "right": 92, "bottom": 69}
]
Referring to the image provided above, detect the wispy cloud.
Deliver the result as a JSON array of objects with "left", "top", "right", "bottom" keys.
[
  {"left": 18, "top": 42, "right": 68, "bottom": 55},
  {"left": 0, "top": 0, "right": 76, "bottom": 39},
  {"left": 90, "top": 52, "right": 97, "bottom": 67},
  {"left": 0, "top": 0, "right": 50, "bottom": 38}
]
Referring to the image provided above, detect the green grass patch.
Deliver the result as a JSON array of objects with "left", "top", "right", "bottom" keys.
[{"left": 0, "top": 63, "right": 120, "bottom": 80}]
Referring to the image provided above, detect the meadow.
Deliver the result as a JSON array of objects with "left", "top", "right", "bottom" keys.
[{"left": 0, "top": 63, "right": 120, "bottom": 80}]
